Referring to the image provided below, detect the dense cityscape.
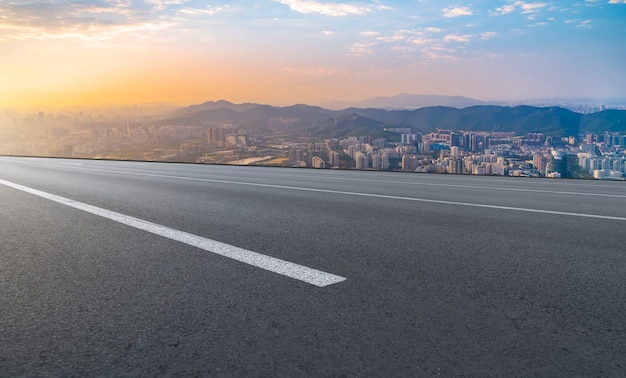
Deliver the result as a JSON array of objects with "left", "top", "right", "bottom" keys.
[{"left": 1, "top": 104, "right": 625, "bottom": 180}]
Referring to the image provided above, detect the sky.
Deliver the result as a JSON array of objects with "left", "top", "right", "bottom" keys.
[{"left": 1, "top": 0, "right": 625, "bottom": 109}]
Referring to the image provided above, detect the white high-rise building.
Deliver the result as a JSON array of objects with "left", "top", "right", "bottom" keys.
[
  {"left": 371, "top": 153, "right": 381, "bottom": 169},
  {"left": 312, "top": 156, "right": 325, "bottom": 168},
  {"left": 401, "top": 134, "right": 419, "bottom": 145},
  {"left": 381, "top": 152, "right": 390, "bottom": 170},
  {"left": 354, "top": 151, "right": 369, "bottom": 170},
  {"left": 450, "top": 146, "right": 460, "bottom": 157}
]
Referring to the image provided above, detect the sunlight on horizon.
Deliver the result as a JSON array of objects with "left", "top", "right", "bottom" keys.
[{"left": 1, "top": 0, "right": 625, "bottom": 109}]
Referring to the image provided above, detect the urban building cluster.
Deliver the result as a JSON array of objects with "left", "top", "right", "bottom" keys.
[
  {"left": 288, "top": 130, "right": 626, "bottom": 180},
  {"left": 1, "top": 109, "right": 625, "bottom": 180},
  {"left": 0, "top": 112, "right": 260, "bottom": 162}
]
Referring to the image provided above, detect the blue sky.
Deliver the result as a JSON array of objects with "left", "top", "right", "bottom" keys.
[{"left": 1, "top": 0, "right": 625, "bottom": 107}]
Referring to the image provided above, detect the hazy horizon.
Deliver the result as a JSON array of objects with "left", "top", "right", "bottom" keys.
[
  {"left": 5, "top": 94, "right": 626, "bottom": 114},
  {"left": 1, "top": 0, "right": 625, "bottom": 109}
]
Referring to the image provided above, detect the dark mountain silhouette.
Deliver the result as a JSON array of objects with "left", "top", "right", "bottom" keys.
[
  {"left": 302, "top": 113, "right": 391, "bottom": 139},
  {"left": 172, "top": 100, "right": 261, "bottom": 117},
  {"left": 357, "top": 94, "right": 488, "bottom": 109},
  {"left": 155, "top": 107, "right": 241, "bottom": 125},
  {"left": 581, "top": 110, "right": 626, "bottom": 133},
  {"left": 320, "top": 94, "right": 626, "bottom": 111},
  {"left": 160, "top": 103, "right": 335, "bottom": 130},
  {"left": 320, "top": 93, "right": 489, "bottom": 110},
  {"left": 157, "top": 101, "right": 626, "bottom": 136},
  {"left": 344, "top": 106, "right": 618, "bottom": 135}
]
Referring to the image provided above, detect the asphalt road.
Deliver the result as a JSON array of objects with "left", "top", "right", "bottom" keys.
[{"left": 1, "top": 156, "right": 625, "bottom": 376}]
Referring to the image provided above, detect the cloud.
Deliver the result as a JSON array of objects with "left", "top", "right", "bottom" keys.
[
  {"left": 360, "top": 31, "right": 379, "bottom": 36},
  {"left": 0, "top": 0, "right": 184, "bottom": 40},
  {"left": 480, "top": 31, "right": 498, "bottom": 40},
  {"left": 490, "top": 1, "right": 550, "bottom": 16},
  {"left": 321, "top": 30, "right": 335, "bottom": 35},
  {"left": 391, "top": 46, "right": 414, "bottom": 52},
  {"left": 375, "top": 29, "right": 417, "bottom": 42},
  {"left": 0, "top": 21, "right": 174, "bottom": 42},
  {"left": 576, "top": 19, "right": 593, "bottom": 28},
  {"left": 443, "top": 33, "right": 472, "bottom": 42},
  {"left": 0, "top": 0, "right": 235, "bottom": 42},
  {"left": 492, "top": 4, "right": 516, "bottom": 15},
  {"left": 487, "top": 1, "right": 547, "bottom": 20},
  {"left": 420, "top": 46, "right": 459, "bottom": 61},
  {"left": 284, "top": 66, "right": 351, "bottom": 75},
  {"left": 608, "top": 0, "right": 626, "bottom": 3},
  {"left": 520, "top": 2, "right": 548, "bottom": 14},
  {"left": 564, "top": 18, "right": 593, "bottom": 28},
  {"left": 442, "top": 6, "right": 473, "bottom": 17},
  {"left": 411, "top": 37, "right": 434, "bottom": 45},
  {"left": 178, "top": 6, "right": 228, "bottom": 16},
  {"left": 145, "top": 0, "right": 190, "bottom": 10},
  {"left": 274, "top": 0, "right": 389, "bottom": 16},
  {"left": 348, "top": 41, "right": 375, "bottom": 55}
]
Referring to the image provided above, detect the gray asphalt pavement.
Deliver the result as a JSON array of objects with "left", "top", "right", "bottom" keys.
[{"left": 1, "top": 156, "right": 625, "bottom": 376}]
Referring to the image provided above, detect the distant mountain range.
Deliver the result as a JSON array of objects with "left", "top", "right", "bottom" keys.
[
  {"left": 318, "top": 94, "right": 626, "bottom": 111},
  {"left": 319, "top": 94, "right": 491, "bottom": 110},
  {"left": 158, "top": 99, "right": 626, "bottom": 139}
]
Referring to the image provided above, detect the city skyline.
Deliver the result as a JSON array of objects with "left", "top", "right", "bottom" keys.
[{"left": 1, "top": 0, "right": 625, "bottom": 109}]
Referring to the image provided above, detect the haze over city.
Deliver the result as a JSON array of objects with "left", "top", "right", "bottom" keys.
[{"left": 1, "top": 0, "right": 625, "bottom": 110}]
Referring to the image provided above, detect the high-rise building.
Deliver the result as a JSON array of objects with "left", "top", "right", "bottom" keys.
[
  {"left": 401, "top": 134, "right": 419, "bottom": 145},
  {"left": 371, "top": 139, "right": 386, "bottom": 148},
  {"left": 325, "top": 138, "right": 339, "bottom": 149},
  {"left": 347, "top": 145, "right": 357, "bottom": 158},
  {"left": 546, "top": 150, "right": 567, "bottom": 178},
  {"left": 371, "top": 153, "right": 381, "bottom": 169},
  {"left": 225, "top": 135, "right": 237, "bottom": 147},
  {"left": 359, "top": 136, "right": 371, "bottom": 144},
  {"left": 288, "top": 148, "right": 297, "bottom": 162},
  {"left": 533, "top": 153, "right": 546, "bottom": 174},
  {"left": 354, "top": 151, "right": 369, "bottom": 170},
  {"left": 328, "top": 151, "right": 341, "bottom": 166},
  {"left": 402, "top": 155, "right": 419, "bottom": 172},
  {"left": 473, "top": 164, "right": 487, "bottom": 175},
  {"left": 381, "top": 152, "right": 390, "bottom": 170},
  {"left": 207, "top": 127, "right": 226, "bottom": 147},
  {"left": 612, "top": 159, "right": 622, "bottom": 172},
  {"left": 450, "top": 132, "right": 461, "bottom": 147},
  {"left": 312, "top": 156, "right": 325, "bottom": 168},
  {"left": 447, "top": 158, "right": 463, "bottom": 174},
  {"left": 491, "top": 164, "right": 506, "bottom": 176},
  {"left": 450, "top": 146, "right": 460, "bottom": 157}
]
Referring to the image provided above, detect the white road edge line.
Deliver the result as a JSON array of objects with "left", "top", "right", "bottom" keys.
[
  {"left": 9, "top": 161, "right": 626, "bottom": 222},
  {"left": 5, "top": 158, "right": 626, "bottom": 198},
  {"left": 0, "top": 178, "right": 346, "bottom": 288}
]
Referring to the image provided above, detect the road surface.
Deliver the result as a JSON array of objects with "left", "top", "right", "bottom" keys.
[{"left": 1, "top": 156, "right": 625, "bottom": 376}]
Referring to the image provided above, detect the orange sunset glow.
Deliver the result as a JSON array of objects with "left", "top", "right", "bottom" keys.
[{"left": 1, "top": 1, "right": 625, "bottom": 110}]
